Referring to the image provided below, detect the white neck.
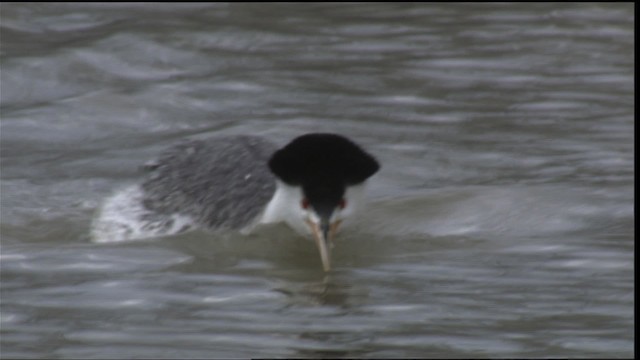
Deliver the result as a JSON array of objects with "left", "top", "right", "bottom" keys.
[
  {"left": 257, "top": 180, "right": 366, "bottom": 237},
  {"left": 259, "top": 180, "right": 306, "bottom": 233}
]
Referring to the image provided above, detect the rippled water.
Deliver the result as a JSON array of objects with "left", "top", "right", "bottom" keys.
[{"left": 1, "top": 3, "right": 634, "bottom": 358}]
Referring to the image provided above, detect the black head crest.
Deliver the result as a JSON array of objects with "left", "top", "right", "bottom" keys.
[{"left": 268, "top": 133, "right": 380, "bottom": 188}]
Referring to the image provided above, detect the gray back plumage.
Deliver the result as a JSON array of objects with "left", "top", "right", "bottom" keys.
[{"left": 141, "top": 135, "right": 278, "bottom": 230}]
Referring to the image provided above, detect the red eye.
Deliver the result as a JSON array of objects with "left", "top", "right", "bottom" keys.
[
  {"left": 301, "top": 198, "right": 310, "bottom": 209},
  {"left": 339, "top": 198, "right": 347, "bottom": 209}
]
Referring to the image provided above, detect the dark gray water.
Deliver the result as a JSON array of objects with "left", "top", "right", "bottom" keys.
[{"left": 1, "top": 3, "right": 634, "bottom": 358}]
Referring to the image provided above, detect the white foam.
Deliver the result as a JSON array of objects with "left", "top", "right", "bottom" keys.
[{"left": 90, "top": 185, "right": 195, "bottom": 243}]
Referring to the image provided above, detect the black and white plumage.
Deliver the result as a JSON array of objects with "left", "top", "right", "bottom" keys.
[
  {"left": 141, "top": 136, "right": 277, "bottom": 231},
  {"left": 91, "top": 133, "right": 380, "bottom": 271}
]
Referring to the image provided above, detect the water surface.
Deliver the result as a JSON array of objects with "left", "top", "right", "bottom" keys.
[{"left": 0, "top": 3, "right": 634, "bottom": 358}]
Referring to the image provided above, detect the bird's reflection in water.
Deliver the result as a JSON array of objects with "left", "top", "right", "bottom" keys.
[
  {"left": 274, "top": 273, "right": 362, "bottom": 308},
  {"left": 274, "top": 273, "right": 375, "bottom": 358}
]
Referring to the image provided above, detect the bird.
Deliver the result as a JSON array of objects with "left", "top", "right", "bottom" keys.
[{"left": 91, "top": 133, "right": 380, "bottom": 271}]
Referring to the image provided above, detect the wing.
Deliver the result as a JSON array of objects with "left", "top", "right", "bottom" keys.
[{"left": 140, "top": 135, "right": 278, "bottom": 230}]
